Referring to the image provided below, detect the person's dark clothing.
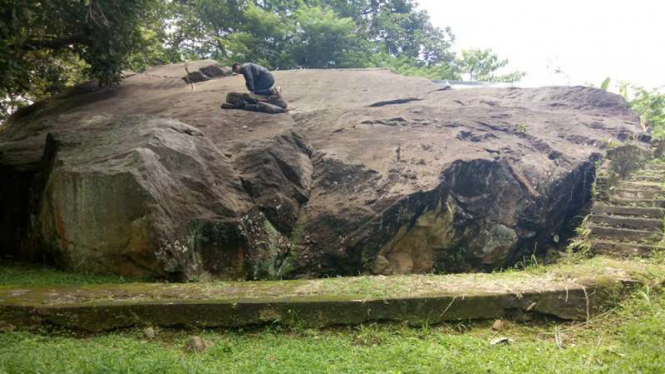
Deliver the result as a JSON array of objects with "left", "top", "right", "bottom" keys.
[{"left": 241, "top": 63, "right": 275, "bottom": 95}]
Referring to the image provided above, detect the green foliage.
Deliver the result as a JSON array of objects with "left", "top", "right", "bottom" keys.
[
  {"left": 629, "top": 86, "right": 665, "bottom": 138},
  {"left": 124, "top": 26, "right": 171, "bottom": 73},
  {"left": 603, "top": 138, "right": 618, "bottom": 149},
  {"left": 605, "top": 81, "right": 665, "bottom": 138},
  {"left": 291, "top": 6, "right": 360, "bottom": 68},
  {"left": 513, "top": 254, "right": 541, "bottom": 271},
  {"left": 366, "top": 1, "right": 455, "bottom": 66},
  {"left": 0, "top": 0, "right": 163, "bottom": 120},
  {"left": 163, "top": 0, "right": 245, "bottom": 61},
  {"left": 224, "top": 3, "right": 293, "bottom": 69},
  {"left": 568, "top": 215, "right": 592, "bottom": 255},
  {"left": 171, "top": 0, "right": 458, "bottom": 72},
  {"left": 619, "top": 81, "right": 630, "bottom": 101},
  {"left": 369, "top": 53, "right": 460, "bottom": 80},
  {"left": 457, "top": 49, "right": 525, "bottom": 82},
  {"left": 600, "top": 77, "right": 611, "bottom": 91},
  {"left": 517, "top": 123, "right": 528, "bottom": 134}
]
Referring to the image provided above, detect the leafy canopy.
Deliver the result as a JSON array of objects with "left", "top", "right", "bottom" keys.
[
  {"left": 457, "top": 49, "right": 525, "bottom": 83},
  {"left": 625, "top": 85, "right": 665, "bottom": 138},
  {"left": 0, "top": 0, "right": 161, "bottom": 120}
]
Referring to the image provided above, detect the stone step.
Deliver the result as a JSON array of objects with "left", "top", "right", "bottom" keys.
[
  {"left": 0, "top": 259, "right": 652, "bottom": 332},
  {"left": 639, "top": 165, "right": 665, "bottom": 171},
  {"left": 633, "top": 173, "right": 665, "bottom": 179},
  {"left": 588, "top": 225, "right": 661, "bottom": 242},
  {"left": 592, "top": 205, "right": 665, "bottom": 219},
  {"left": 621, "top": 182, "right": 662, "bottom": 191},
  {"left": 635, "top": 164, "right": 665, "bottom": 173},
  {"left": 592, "top": 240, "right": 664, "bottom": 258},
  {"left": 631, "top": 175, "right": 663, "bottom": 182},
  {"left": 610, "top": 198, "right": 665, "bottom": 208},
  {"left": 613, "top": 189, "right": 665, "bottom": 200},
  {"left": 590, "top": 214, "right": 662, "bottom": 232},
  {"left": 635, "top": 175, "right": 665, "bottom": 181},
  {"left": 644, "top": 164, "right": 665, "bottom": 171}
]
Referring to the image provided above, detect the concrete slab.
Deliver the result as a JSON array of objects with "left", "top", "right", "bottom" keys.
[{"left": 0, "top": 259, "right": 655, "bottom": 332}]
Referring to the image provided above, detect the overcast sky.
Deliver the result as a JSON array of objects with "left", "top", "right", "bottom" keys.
[{"left": 417, "top": 0, "right": 665, "bottom": 90}]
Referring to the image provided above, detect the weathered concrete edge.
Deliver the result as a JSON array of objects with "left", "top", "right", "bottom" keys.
[{"left": 0, "top": 280, "right": 637, "bottom": 332}]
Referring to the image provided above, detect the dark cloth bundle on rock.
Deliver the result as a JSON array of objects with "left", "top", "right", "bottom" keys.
[{"left": 221, "top": 92, "right": 288, "bottom": 114}]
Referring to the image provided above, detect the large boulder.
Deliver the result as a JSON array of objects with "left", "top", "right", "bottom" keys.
[
  {"left": 27, "top": 116, "right": 291, "bottom": 280},
  {"left": 0, "top": 63, "right": 647, "bottom": 279}
]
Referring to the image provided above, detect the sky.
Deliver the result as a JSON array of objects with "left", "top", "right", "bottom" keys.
[{"left": 417, "top": 0, "right": 665, "bottom": 90}]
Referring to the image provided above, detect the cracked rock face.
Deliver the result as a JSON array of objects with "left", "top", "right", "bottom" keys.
[
  {"left": 34, "top": 117, "right": 257, "bottom": 280},
  {"left": 0, "top": 64, "right": 646, "bottom": 280}
]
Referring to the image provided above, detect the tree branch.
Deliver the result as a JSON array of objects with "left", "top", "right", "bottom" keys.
[{"left": 15, "top": 34, "right": 88, "bottom": 51}]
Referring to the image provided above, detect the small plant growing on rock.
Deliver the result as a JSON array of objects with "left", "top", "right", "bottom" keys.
[
  {"left": 567, "top": 215, "right": 592, "bottom": 257},
  {"left": 286, "top": 309, "right": 306, "bottom": 331},
  {"left": 514, "top": 242, "right": 544, "bottom": 272},
  {"left": 602, "top": 138, "right": 617, "bottom": 149},
  {"left": 514, "top": 253, "right": 540, "bottom": 271},
  {"left": 517, "top": 123, "right": 528, "bottom": 134}
]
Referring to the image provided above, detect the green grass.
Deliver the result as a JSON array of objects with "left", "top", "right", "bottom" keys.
[
  {"left": 0, "top": 262, "right": 134, "bottom": 286},
  {"left": 0, "top": 257, "right": 664, "bottom": 373},
  {"left": 1, "top": 286, "right": 664, "bottom": 374}
]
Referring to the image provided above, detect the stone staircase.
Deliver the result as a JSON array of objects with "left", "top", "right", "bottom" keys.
[{"left": 589, "top": 160, "right": 665, "bottom": 257}]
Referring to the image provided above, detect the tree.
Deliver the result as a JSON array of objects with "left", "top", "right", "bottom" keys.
[
  {"left": 627, "top": 85, "right": 665, "bottom": 137},
  {"left": 163, "top": 0, "right": 247, "bottom": 62},
  {"left": 457, "top": 49, "right": 525, "bottom": 82},
  {"left": 166, "top": 0, "right": 456, "bottom": 70},
  {"left": 0, "top": 0, "right": 161, "bottom": 120},
  {"left": 369, "top": 52, "right": 459, "bottom": 80},
  {"left": 224, "top": 3, "right": 295, "bottom": 69},
  {"left": 369, "top": 2, "right": 454, "bottom": 66},
  {"left": 290, "top": 6, "right": 360, "bottom": 68}
]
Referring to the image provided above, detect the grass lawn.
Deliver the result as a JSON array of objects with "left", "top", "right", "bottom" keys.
[
  {"left": 0, "top": 261, "right": 134, "bottom": 286},
  {"left": 1, "top": 259, "right": 664, "bottom": 373}
]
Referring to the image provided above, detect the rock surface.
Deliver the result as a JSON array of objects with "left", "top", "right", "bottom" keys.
[
  {"left": 143, "top": 59, "right": 232, "bottom": 83},
  {"left": 491, "top": 319, "right": 504, "bottom": 331},
  {"left": 185, "top": 336, "right": 209, "bottom": 353},
  {"left": 142, "top": 327, "right": 156, "bottom": 339},
  {"left": 0, "top": 63, "right": 647, "bottom": 280},
  {"left": 34, "top": 116, "right": 272, "bottom": 280}
]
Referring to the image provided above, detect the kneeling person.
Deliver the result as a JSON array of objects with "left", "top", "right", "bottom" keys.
[{"left": 232, "top": 63, "right": 282, "bottom": 98}]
